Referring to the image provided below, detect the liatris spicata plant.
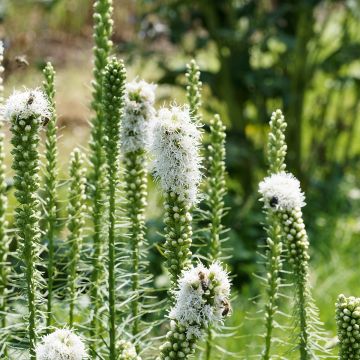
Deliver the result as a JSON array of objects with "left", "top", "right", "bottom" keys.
[
  {"left": 5, "top": 89, "right": 50, "bottom": 359},
  {"left": 259, "top": 171, "right": 325, "bottom": 358},
  {"left": 336, "top": 294, "right": 360, "bottom": 360},
  {"left": 150, "top": 105, "right": 202, "bottom": 291},
  {"left": 66, "top": 149, "right": 87, "bottom": 327},
  {"left": 42, "top": 61, "right": 59, "bottom": 330},
  {"left": 36, "top": 328, "right": 87, "bottom": 360},
  {"left": 0, "top": 40, "right": 10, "bottom": 357},
  {"left": 185, "top": 59, "right": 202, "bottom": 125},
  {"left": 89, "top": 0, "right": 114, "bottom": 342},
  {"left": 158, "top": 262, "right": 231, "bottom": 359},
  {"left": 102, "top": 57, "right": 126, "bottom": 360},
  {"left": 121, "top": 79, "right": 156, "bottom": 339},
  {"left": 259, "top": 109, "right": 287, "bottom": 360}
]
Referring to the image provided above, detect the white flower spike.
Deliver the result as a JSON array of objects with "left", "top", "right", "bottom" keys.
[
  {"left": 258, "top": 172, "right": 305, "bottom": 211},
  {"left": 121, "top": 79, "right": 156, "bottom": 154},
  {"left": 150, "top": 105, "right": 202, "bottom": 205},
  {"left": 169, "top": 262, "right": 231, "bottom": 339},
  {"left": 36, "top": 329, "right": 87, "bottom": 360},
  {"left": 3, "top": 89, "right": 50, "bottom": 121}
]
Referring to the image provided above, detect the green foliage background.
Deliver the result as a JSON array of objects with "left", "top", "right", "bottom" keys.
[{"left": 1, "top": 0, "right": 360, "bottom": 357}]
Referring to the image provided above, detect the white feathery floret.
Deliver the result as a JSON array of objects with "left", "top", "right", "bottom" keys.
[
  {"left": 36, "top": 329, "right": 87, "bottom": 360},
  {"left": 258, "top": 172, "right": 305, "bottom": 211},
  {"left": 169, "top": 262, "right": 231, "bottom": 339},
  {"left": 2, "top": 89, "right": 50, "bottom": 121},
  {"left": 121, "top": 79, "right": 156, "bottom": 153},
  {"left": 150, "top": 105, "right": 202, "bottom": 205}
]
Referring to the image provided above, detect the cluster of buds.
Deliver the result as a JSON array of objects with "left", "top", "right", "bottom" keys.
[{"left": 336, "top": 294, "right": 360, "bottom": 359}]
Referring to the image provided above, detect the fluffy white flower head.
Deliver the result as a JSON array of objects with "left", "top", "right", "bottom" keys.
[
  {"left": 3, "top": 89, "right": 50, "bottom": 121},
  {"left": 150, "top": 105, "right": 202, "bottom": 205},
  {"left": 121, "top": 79, "right": 156, "bottom": 153},
  {"left": 169, "top": 262, "right": 231, "bottom": 339},
  {"left": 259, "top": 172, "right": 305, "bottom": 211},
  {"left": 36, "top": 329, "right": 87, "bottom": 360}
]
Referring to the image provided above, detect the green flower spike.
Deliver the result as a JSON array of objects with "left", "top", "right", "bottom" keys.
[
  {"left": 185, "top": 59, "right": 202, "bottom": 125},
  {"left": 89, "top": 0, "right": 114, "bottom": 346},
  {"left": 121, "top": 79, "right": 156, "bottom": 339},
  {"left": 42, "top": 62, "right": 59, "bottom": 331},
  {"left": 5, "top": 88, "right": 50, "bottom": 359},
  {"left": 66, "top": 148, "right": 87, "bottom": 328},
  {"left": 102, "top": 57, "right": 126, "bottom": 360}
]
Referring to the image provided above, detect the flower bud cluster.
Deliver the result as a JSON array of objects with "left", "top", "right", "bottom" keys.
[
  {"left": 206, "top": 114, "right": 227, "bottom": 260},
  {"left": 121, "top": 79, "right": 156, "bottom": 153},
  {"left": 163, "top": 192, "right": 193, "bottom": 286},
  {"left": 185, "top": 59, "right": 202, "bottom": 125},
  {"left": 36, "top": 329, "right": 87, "bottom": 360},
  {"left": 279, "top": 208, "right": 310, "bottom": 275},
  {"left": 337, "top": 295, "right": 360, "bottom": 359},
  {"left": 267, "top": 109, "right": 287, "bottom": 174}
]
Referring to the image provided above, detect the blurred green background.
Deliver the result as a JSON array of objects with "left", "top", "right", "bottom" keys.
[{"left": 1, "top": 0, "right": 360, "bottom": 357}]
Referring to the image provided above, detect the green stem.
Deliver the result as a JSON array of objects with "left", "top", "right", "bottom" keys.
[{"left": 42, "top": 62, "right": 58, "bottom": 331}]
